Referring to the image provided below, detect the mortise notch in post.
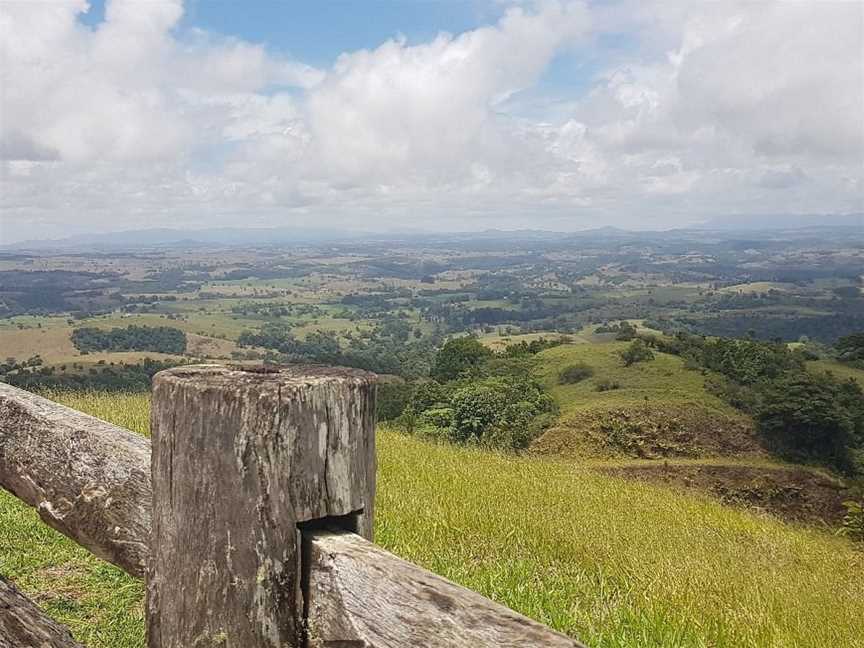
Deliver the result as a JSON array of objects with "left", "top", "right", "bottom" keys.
[{"left": 147, "top": 364, "right": 376, "bottom": 648}]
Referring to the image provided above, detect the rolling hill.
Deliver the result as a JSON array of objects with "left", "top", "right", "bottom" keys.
[
  {"left": 528, "top": 341, "right": 859, "bottom": 528},
  {"left": 531, "top": 341, "right": 760, "bottom": 459}
]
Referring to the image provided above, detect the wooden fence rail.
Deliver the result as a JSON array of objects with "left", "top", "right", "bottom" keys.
[
  {"left": 0, "top": 577, "right": 84, "bottom": 648},
  {"left": 0, "top": 366, "right": 585, "bottom": 648}
]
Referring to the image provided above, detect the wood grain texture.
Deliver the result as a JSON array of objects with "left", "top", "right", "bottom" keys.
[
  {"left": 305, "top": 529, "right": 586, "bottom": 648},
  {"left": 0, "top": 576, "right": 85, "bottom": 648},
  {"left": 0, "top": 383, "right": 151, "bottom": 578},
  {"left": 147, "top": 364, "right": 377, "bottom": 648}
]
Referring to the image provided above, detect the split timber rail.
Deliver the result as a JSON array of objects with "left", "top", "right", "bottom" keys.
[{"left": 0, "top": 365, "right": 585, "bottom": 647}]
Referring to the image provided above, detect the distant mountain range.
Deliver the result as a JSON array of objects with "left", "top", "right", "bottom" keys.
[
  {"left": 698, "top": 213, "right": 864, "bottom": 230},
  {"left": 3, "top": 213, "right": 861, "bottom": 250}
]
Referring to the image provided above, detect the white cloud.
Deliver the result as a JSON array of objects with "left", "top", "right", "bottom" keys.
[{"left": 0, "top": 0, "right": 862, "bottom": 242}]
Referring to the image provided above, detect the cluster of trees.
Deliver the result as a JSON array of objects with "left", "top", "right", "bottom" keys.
[
  {"left": 594, "top": 321, "right": 637, "bottom": 340},
  {"left": 71, "top": 325, "right": 187, "bottom": 354},
  {"left": 651, "top": 333, "right": 864, "bottom": 473},
  {"left": 379, "top": 336, "right": 559, "bottom": 450},
  {"left": 238, "top": 318, "right": 440, "bottom": 378},
  {"left": 2, "top": 358, "right": 180, "bottom": 391},
  {"left": 837, "top": 333, "right": 864, "bottom": 366},
  {"left": 230, "top": 302, "right": 322, "bottom": 318},
  {"left": 667, "top": 313, "right": 864, "bottom": 344},
  {"left": 499, "top": 336, "right": 570, "bottom": 357}
]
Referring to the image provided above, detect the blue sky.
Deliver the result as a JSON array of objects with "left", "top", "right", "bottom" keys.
[
  {"left": 76, "top": 0, "right": 632, "bottom": 117},
  {"left": 80, "top": 1, "right": 512, "bottom": 63}
]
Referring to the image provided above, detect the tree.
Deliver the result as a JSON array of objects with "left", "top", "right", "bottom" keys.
[
  {"left": 619, "top": 339, "right": 654, "bottom": 366},
  {"left": 430, "top": 336, "right": 492, "bottom": 381},
  {"left": 757, "top": 372, "right": 856, "bottom": 471},
  {"left": 615, "top": 322, "right": 638, "bottom": 341},
  {"left": 376, "top": 382, "right": 413, "bottom": 421},
  {"left": 837, "top": 332, "right": 864, "bottom": 363},
  {"left": 449, "top": 382, "right": 505, "bottom": 443}
]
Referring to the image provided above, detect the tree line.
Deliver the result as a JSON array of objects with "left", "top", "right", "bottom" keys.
[{"left": 71, "top": 325, "right": 187, "bottom": 354}]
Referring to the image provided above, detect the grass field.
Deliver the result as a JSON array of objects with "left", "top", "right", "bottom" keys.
[
  {"left": 1, "top": 392, "right": 862, "bottom": 647},
  {"left": 0, "top": 320, "right": 239, "bottom": 367}
]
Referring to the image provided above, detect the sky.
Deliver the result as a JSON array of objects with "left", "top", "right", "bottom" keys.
[{"left": 1, "top": 0, "right": 862, "bottom": 242}]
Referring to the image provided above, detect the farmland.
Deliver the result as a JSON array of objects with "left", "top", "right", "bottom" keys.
[{"left": 1, "top": 227, "right": 863, "bottom": 646}]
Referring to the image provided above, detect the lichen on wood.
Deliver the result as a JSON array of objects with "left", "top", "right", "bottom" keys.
[
  {"left": 0, "top": 383, "right": 151, "bottom": 577},
  {"left": 147, "top": 364, "right": 377, "bottom": 648}
]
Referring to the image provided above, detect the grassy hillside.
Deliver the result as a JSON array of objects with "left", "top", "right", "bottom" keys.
[
  {"left": 1, "top": 392, "right": 862, "bottom": 647},
  {"left": 807, "top": 359, "right": 864, "bottom": 384},
  {"left": 535, "top": 342, "right": 737, "bottom": 416},
  {"left": 532, "top": 342, "right": 759, "bottom": 459}
]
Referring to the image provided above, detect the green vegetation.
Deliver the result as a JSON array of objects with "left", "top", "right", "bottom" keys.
[
  {"left": 1, "top": 358, "right": 181, "bottom": 392},
  {"left": 535, "top": 342, "right": 737, "bottom": 417},
  {"left": 557, "top": 362, "right": 594, "bottom": 384},
  {"left": 836, "top": 332, "right": 864, "bottom": 365},
  {"left": 3, "top": 234, "right": 864, "bottom": 645},
  {"left": 1, "top": 392, "right": 862, "bottom": 648},
  {"left": 651, "top": 334, "right": 864, "bottom": 474},
  {"left": 618, "top": 339, "right": 654, "bottom": 366},
  {"left": 71, "top": 325, "right": 187, "bottom": 354},
  {"left": 386, "top": 336, "right": 560, "bottom": 450},
  {"left": 430, "top": 335, "right": 492, "bottom": 381},
  {"left": 758, "top": 372, "right": 861, "bottom": 472},
  {"left": 807, "top": 359, "right": 864, "bottom": 385},
  {"left": 531, "top": 342, "right": 756, "bottom": 460},
  {"left": 237, "top": 319, "right": 439, "bottom": 377}
]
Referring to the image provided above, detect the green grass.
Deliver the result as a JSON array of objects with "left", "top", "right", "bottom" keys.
[
  {"left": 535, "top": 342, "right": 739, "bottom": 417},
  {"left": 1, "top": 392, "right": 863, "bottom": 647}
]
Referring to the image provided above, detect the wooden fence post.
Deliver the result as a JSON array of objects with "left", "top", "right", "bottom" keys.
[{"left": 146, "top": 364, "right": 376, "bottom": 648}]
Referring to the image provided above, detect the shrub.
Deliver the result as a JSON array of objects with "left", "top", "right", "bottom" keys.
[
  {"left": 595, "top": 379, "right": 621, "bottom": 392},
  {"left": 704, "top": 375, "right": 760, "bottom": 413},
  {"left": 837, "top": 332, "right": 864, "bottom": 363},
  {"left": 619, "top": 339, "right": 654, "bottom": 366},
  {"left": 410, "top": 380, "right": 448, "bottom": 412},
  {"left": 615, "top": 322, "right": 638, "bottom": 341},
  {"left": 558, "top": 362, "right": 594, "bottom": 384},
  {"left": 448, "top": 378, "right": 556, "bottom": 450},
  {"left": 419, "top": 407, "right": 453, "bottom": 430},
  {"left": 840, "top": 499, "right": 863, "bottom": 542}
]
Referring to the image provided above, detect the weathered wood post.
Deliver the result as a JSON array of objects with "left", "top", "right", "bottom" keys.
[{"left": 147, "top": 364, "right": 376, "bottom": 648}]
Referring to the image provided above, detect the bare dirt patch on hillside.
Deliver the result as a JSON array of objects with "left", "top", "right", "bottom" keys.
[{"left": 598, "top": 463, "right": 850, "bottom": 526}]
